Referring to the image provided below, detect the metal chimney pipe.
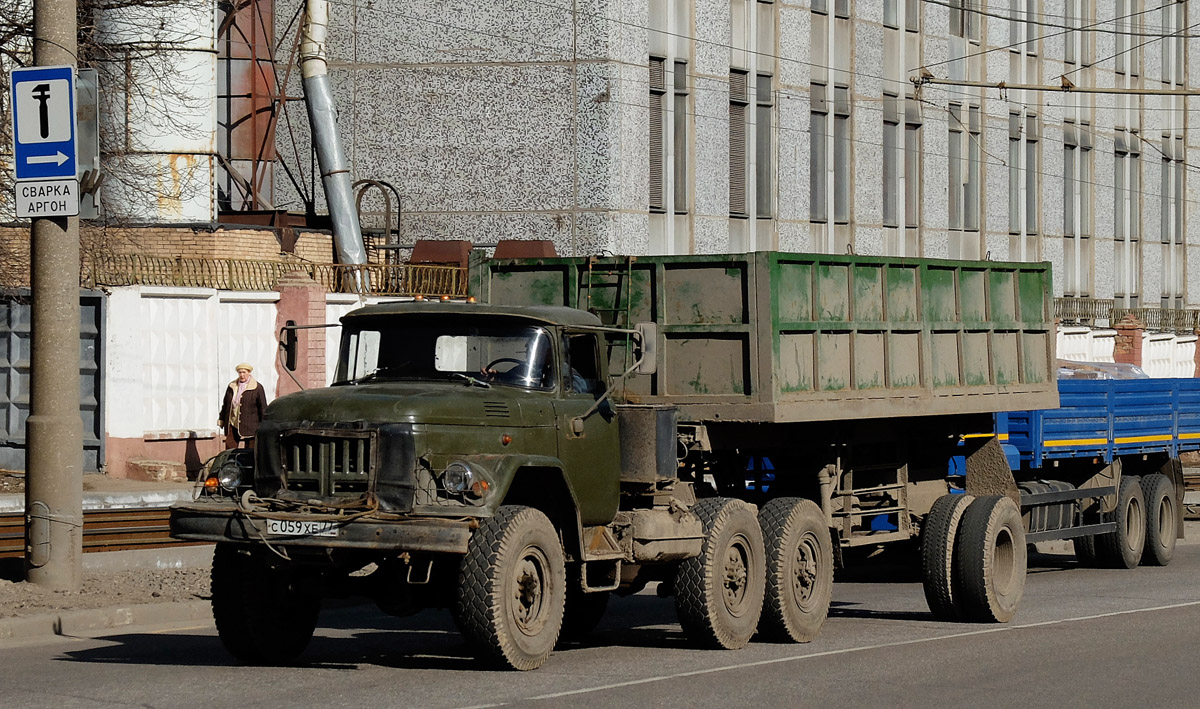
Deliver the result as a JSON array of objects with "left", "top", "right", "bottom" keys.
[{"left": 300, "top": 0, "right": 368, "bottom": 284}]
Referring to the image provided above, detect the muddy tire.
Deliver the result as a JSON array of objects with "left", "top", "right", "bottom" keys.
[
  {"left": 757, "top": 497, "right": 833, "bottom": 642},
  {"left": 675, "top": 498, "right": 765, "bottom": 650},
  {"left": 1095, "top": 476, "right": 1146, "bottom": 569},
  {"left": 454, "top": 506, "right": 565, "bottom": 671},
  {"left": 1140, "top": 473, "right": 1177, "bottom": 567},
  {"left": 953, "top": 496, "right": 1027, "bottom": 623},
  {"left": 211, "top": 542, "right": 320, "bottom": 665},
  {"left": 920, "top": 493, "right": 974, "bottom": 620},
  {"left": 559, "top": 583, "right": 609, "bottom": 643}
]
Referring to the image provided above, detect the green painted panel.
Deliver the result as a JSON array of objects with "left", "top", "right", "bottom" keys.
[
  {"left": 489, "top": 269, "right": 568, "bottom": 306},
  {"left": 854, "top": 332, "right": 885, "bottom": 389},
  {"left": 818, "top": 333, "right": 850, "bottom": 390},
  {"left": 923, "top": 268, "right": 957, "bottom": 322},
  {"left": 932, "top": 332, "right": 961, "bottom": 387},
  {"left": 664, "top": 335, "right": 747, "bottom": 395},
  {"left": 816, "top": 264, "right": 849, "bottom": 321},
  {"left": 989, "top": 270, "right": 1016, "bottom": 324},
  {"left": 853, "top": 266, "right": 884, "bottom": 321},
  {"left": 776, "top": 262, "right": 812, "bottom": 323},
  {"left": 889, "top": 332, "right": 921, "bottom": 387},
  {"left": 992, "top": 332, "right": 1019, "bottom": 385},
  {"left": 960, "top": 270, "right": 987, "bottom": 323},
  {"left": 886, "top": 267, "right": 918, "bottom": 321},
  {"left": 664, "top": 265, "right": 747, "bottom": 324},
  {"left": 962, "top": 332, "right": 991, "bottom": 386},
  {"left": 1018, "top": 271, "right": 1047, "bottom": 323},
  {"left": 1022, "top": 332, "right": 1049, "bottom": 383},
  {"left": 778, "top": 332, "right": 814, "bottom": 392}
]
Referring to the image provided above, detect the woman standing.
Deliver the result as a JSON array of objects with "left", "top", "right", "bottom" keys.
[{"left": 219, "top": 363, "right": 269, "bottom": 449}]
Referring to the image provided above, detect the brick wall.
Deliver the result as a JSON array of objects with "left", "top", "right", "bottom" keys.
[
  {"left": 0, "top": 224, "right": 336, "bottom": 287},
  {"left": 1113, "top": 315, "right": 1144, "bottom": 368}
]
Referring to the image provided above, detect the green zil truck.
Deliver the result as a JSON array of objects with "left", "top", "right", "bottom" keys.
[{"left": 171, "top": 251, "right": 1063, "bottom": 670}]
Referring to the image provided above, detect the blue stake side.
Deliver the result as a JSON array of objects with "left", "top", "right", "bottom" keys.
[{"left": 997, "top": 378, "right": 1200, "bottom": 470}]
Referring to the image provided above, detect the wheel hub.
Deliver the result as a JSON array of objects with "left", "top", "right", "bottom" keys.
[
  {"left": 722, "top": 535, "right": 752, "bottom": 616},
  {"left": 791, "top": 535, "right": 819, "bottom": 605},
  {"left": 512, "top": 552, "right": 548, "bottom": 634}
]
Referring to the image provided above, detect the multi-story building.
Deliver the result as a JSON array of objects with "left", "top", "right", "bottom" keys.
[{"left": 260, "top": 0, "right": 1197, "bottom": 309}]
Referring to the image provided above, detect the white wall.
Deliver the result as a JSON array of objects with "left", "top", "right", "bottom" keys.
[{"left": 104, "top": 286, "right": 278, "bottom": 438}]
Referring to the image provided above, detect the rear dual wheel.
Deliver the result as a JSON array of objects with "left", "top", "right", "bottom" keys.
[
  {"left": 920, "top": 494, "right": 1026, "bottom": 623},
  {"left": 757, "top": 498, "right": 834, "bottom": 643}
]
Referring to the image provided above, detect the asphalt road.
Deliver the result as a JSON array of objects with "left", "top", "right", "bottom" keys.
[{"left": 4, "top": 543, "right": 1200, "bottom": 708}]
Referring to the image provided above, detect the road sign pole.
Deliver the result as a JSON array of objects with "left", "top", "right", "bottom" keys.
[{"left": 25, "top": 0, "right": 83, "bottom": 591}]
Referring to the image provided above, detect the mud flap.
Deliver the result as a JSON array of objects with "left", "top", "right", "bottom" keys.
[{"left": 963, "top": 437, "right": 1020, "bottom": 510}]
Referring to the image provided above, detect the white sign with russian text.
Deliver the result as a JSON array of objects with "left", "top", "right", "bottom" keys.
[{"left": 15, "top": 178, "right": 80, "bottom": 218}]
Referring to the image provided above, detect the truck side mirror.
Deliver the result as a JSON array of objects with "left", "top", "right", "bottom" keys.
[
  {"left": 635, "top": 322, "right": 657, "bottom": 375},
  {"left": 282, "top": 320, "right": 298, "bottom": 371}
]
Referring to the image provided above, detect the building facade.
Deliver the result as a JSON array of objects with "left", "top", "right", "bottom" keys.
[{"left": 269, "top": 0, "right": 1198, "bottom": 306}]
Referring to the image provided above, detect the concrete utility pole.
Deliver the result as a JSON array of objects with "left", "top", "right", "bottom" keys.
[{"left": 25, "top": 0, "right": 83, "bottom": 590}]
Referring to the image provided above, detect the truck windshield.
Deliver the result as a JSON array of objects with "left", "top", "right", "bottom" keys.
[{"left": 335, "top": 319, "right": 555, "bottom": 389}]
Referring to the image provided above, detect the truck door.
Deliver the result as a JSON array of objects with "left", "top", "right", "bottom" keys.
[{"left": 554, "top": 332, "right": 620, "bottom": 525}]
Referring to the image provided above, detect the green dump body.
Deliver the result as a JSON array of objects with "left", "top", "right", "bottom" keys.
[{"left": 475, "top": 252, "right": 1059, "bottom": 423}]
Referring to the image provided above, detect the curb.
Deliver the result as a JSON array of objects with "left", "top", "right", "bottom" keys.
[{"left": 0, "top": 599, "right": 211, "bottom": 642}]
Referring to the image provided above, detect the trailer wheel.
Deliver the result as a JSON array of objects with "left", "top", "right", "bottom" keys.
[
  {"left": 675, "top": 498, "right": 766, "bottom": 650},
  {"left": 757, "top": 498, "right": 833, "bottom": 642},
  {"left": 211, "top": 542, "right": 320, "bottom": 665},
  {"left": 920, "top": 493, "right": 974, "bottom": 620},
  {"left": 1094, "top": 476, "right": 1146, "bottom": 569},
  {"left": 455, "top": 506, "right": 565, "bottom": 671},
  {"left": 1140, "top": 473, "right": 1177, "bottom": 567},
  {"left": 953, "top": 495, "right": 1027, "bottom": 623}
]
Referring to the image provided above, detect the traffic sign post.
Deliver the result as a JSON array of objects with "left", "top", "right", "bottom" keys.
[{"left": 11, "top": 65, "right": 78, "bottom": 183}]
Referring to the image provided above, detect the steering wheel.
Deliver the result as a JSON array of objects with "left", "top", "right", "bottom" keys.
[
  {"left": 483, "top": 357, "right": 527, "bottom": 384},
  {"left": 485, "top": 357, "right": 524, "bottom": 373}
]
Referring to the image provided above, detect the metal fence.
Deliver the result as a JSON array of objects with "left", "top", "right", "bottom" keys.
[
  {"left": 1054, "top": 297, "right": 1200, "bottom": 333},
  {"left": 84, "top": 254, "right": 467, "bottom": 296}
]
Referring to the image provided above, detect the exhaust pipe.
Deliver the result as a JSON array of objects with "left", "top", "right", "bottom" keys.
[{"left": 300, "top": 0, "right": 368, "bottom": 289}]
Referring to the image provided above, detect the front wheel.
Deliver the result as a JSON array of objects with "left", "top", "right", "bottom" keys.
[
  {"left": 757, "top": 498, "right": 833, "bottom": 642},
  {"left": 675, "top": 498, "right": 766, "bottom": 650},
  {"left": 211, "top": 543, "right": 320, "bottom": 665},
  {"left": 454, "top": 506, "right": 566, "bottom": 670}
]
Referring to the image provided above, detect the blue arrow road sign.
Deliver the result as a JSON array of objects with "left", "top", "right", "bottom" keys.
[{"left": 11, "top": 65, "right": 77, "bottom": 182}]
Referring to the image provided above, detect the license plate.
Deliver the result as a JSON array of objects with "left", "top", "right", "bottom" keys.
[{"left": 266, "top": 519, "right": 339, "bottom": 537}]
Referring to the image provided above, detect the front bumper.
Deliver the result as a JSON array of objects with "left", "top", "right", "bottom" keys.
[{"left": 170, "top": 501, "right": 475, "bottom": 554}]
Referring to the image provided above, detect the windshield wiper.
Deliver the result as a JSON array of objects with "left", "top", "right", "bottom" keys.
[{"left": 450, "top": 372, "right": 491, "bottom": 389}]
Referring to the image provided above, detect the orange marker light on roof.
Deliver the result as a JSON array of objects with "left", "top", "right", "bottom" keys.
[
  {"left": 467, "top": 296, "right": 476, "bottom": 303},
  {"left": 414, "top": 294, "right": 425, "bottom": 301},
  {"left": 441, "top": 295, "right": 450, "bottom": 301}
]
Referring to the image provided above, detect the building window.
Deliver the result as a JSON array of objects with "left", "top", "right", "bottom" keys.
[
  {"left": 1161, "top": 139, "right": 1186, "bottom": 309},
  {"left": 948, "top": 102, "right": 982, "bottom": 259},
  {"left": 730, "top": 69, "right": 749, "bottom": 218},
  {"left": 755, "top": 73, "right": 774, "bottom": 219},
  {"left": 673, "top": 61, "right": 689, "bottom": 214},
  {"left": 1063, "top": 119, "right": 1093, "bottom": 297},
  {"left": 1114, "top": 131, "right": 1141, "bottom": 307},
  {"left": 1008, "top": 111, "right": 1039, "bottom": 261},
  {"left": 950, "top": 0, "right": 980, "bottom": 43},
  {"left": 1010, "top": 0, "right": 1038, "bottom": 55},
  {"left": 810, "top": 81, "right": 827, "bottom": 224},
  {"left": 649, "top": 57, "right": 667, "bottom": 213}
]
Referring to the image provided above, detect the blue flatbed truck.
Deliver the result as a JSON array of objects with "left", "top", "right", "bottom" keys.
[{"left": 992, "top": 376, "right": 1197, "bottom": 571}]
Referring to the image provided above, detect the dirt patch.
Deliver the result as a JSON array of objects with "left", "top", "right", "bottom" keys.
[
  {"left": 0, "top": 472, "right": 23, "bottom": 494},
  {"left": 0, "top": 566, "right": 211, "bottom": 619}
]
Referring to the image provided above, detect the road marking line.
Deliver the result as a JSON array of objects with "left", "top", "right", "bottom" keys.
[{"left": 473, "top": 600, "right": 1200, "bottom": 706}]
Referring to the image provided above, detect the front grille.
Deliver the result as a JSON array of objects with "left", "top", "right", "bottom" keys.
[{"left": 280, "top": 431, "right": 374, "bottom": 497}]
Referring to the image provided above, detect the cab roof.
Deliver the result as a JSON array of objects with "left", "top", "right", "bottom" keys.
[{"left": 341, "top": 301, "right": 604, "bottom": 328}]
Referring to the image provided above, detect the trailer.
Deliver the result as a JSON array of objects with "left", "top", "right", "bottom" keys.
[{"left": 998, "top": 376, "right": 1196, "bottom": 569}]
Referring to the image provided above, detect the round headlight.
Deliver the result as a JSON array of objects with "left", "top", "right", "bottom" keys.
[
  {"left": 441, "top": 461, "right": 475, "bottom": 493},
  {"left": 216, "top": 461, "right": 243, "bottom": 491}
]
